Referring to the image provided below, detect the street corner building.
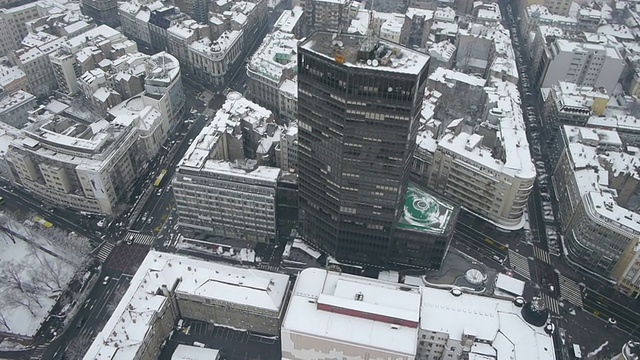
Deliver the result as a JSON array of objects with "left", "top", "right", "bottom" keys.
[
  {"left": 281, "top": 268, "right": 557, "bottom": 360},
  {"left": 296, "top": 30, "right": 457, "bottom": 270},
  {"left": 83, "top": 251, "right": 291, "bottom": 360}
]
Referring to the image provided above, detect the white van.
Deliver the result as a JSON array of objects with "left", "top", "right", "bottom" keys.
[{"left": 176, "top": 319, "right": 184, "bottom": 331}]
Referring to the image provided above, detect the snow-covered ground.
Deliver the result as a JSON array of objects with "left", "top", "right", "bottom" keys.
[{"left": 0, "top": 214, "right": 90, "bottom": 337}]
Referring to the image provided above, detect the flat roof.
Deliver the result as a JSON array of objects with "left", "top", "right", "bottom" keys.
[
  {"left": 396, "top": 183, "right": 455, "bottom": 235},
  {"left": 420, "top": 287, "right": 555, "bottom": 360},
  {"left": 282, "top": 268, "right": 421, "bottom": 357},
  {"left": 299, "top": 31, "right": 430, "bottom": 75},
  {"left": 84, "top": 251, "right": 289, "bottom": 360}
]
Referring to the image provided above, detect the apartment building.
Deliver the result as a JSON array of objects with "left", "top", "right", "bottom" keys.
[
  {"left": 273, "top": 6, "right": 303, "bottom": 38},
  {"left": 537, "top": 38, "right": 624, "bottom": 94},
  {"left": 9, "top": 36, "right": 66, "bottom": 97},
  {"left": 419, "top": 80, "right": 535, "bottom": 230},
  {"left": 247, "top": 31, "right": 298, "bottom": 116},
  {"left": 0, "top": 63, "right": 29, "bottom": 94},
  {"left": 167, "top": 19, "right": 209, "bottom": 65},
  {"left": 402, "top": 8, "right": 434, "bottom": 49},
  {"left": 0, "top": 90, "right": 36, "bottom": 129},
  {"left": 6, "top": 111, "right": 146, "bottom": 215},
  {"left": 278, "top": 77, "right": 297, "bottom": 123},
  {"left": 544, "top": 0, "right": 572, "bottom": 16},
  {"left": 118, "top": 0, "right": 164, "bottom": 49},
  {"left": 0, "top": 3, "right": 40, "bottom": 57},
  {"left": 149, "top": 6, "right": 190, "bottom": 53},
  {"left": 173, "top": 92, "right": 282, "bottom": 243},
  {"left": 301, "top": 0, "right": 355, "bottom": 35},
  {"left": 84, "top": 251, "right": 291, "bottom": 360},
  {"left": 542, "top": 81, "right": 609, "bottom": 127},
  {"left": 277, "top": 123, "right": 297, "bottom": 171},
  {"left": 49, "top": 49, "right": 81, "bottom": 95},
  {"left": 553, "top": 125, "right": 640, "bottom": 290},
  {"left": 188, "top": 30, "right": 244, "bottom": 88}
]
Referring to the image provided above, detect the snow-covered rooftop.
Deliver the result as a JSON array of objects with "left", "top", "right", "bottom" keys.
[
  {"left": 179, "top": 92, "right": 277, "bottom": 173},
  {"left": 247, "top": 31, "right": 298, "bottom": 83},
  {"left": 282, "top": 268, "right": 421, "bottom": 357},
  {"left": 279, "top": 77, "right": 298, "bottom": 98},
  {"left": 406, "top": 7, "right": 434, "bottom": 20},
  {"left": 273, "top": 5, "right": 302, "bottom": 34},
  {"left": 420, "top": 287, "right": 555, "bottom": 360},
  {"left": 300, "top": 31, "right": 430, "bottom": 75},
  {"left": 0, "top": 64, "right": 27, "bottom": 89},
  {"left": 189, "top": 30, "right": 242, "bottom": 61},
  {"left": 0, "top": 90, "right": 35, "bottom": 115},
  {"left": 428, "top": 67, "right": 486, "bottom": 87},
  {"left": 549, "top": 81, "right": 609, "bottom": 111},
  {"left": 84, "top": 251, "right": 290, "bottom": 360}
]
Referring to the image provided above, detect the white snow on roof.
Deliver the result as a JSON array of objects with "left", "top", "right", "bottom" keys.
[
  {"left": 172, "top": 344, "right": 220, "bottom": 359},
  {"left": 429, "top": 67, "right": 486, "bottom": 87},
  {"left": 550, "top": 81, "right": 609, "bottom": 111},
  {"left": 279, "top": 77, "right": 298, "bottom": 98},
  {"left": 434, "top": 6, "right": 456, "bottom": 22},
  {"left": 428, "top": 40, "right": 456, "bottom": 62},
  {"left": 274, "top": 6, "right": 302, "bottom": 34},
  {"left": 282, "top": 268, "right": 420, "bottom": 357},
  {"left": 92, "top": 87, "right": 112, "bottom": 102},
  {"left": 598, "top": 24, "right": 634, "bottom": 40},
  {"left": 301, "top": 32, "right": 430, "bottom": 75},
  {"left": 248, "top": 31, "right": 298, "bottom": 82},
  {"left": 84, "top": 251, "right": 289, "bottom": 360},
  {"left": 406, "top": 7, "right": 434, "bottom": 20},
  {"left": 495, "top": 274, "right": 525, "bottom": 296},
  {"left": 179, "top": 93, "right": 276, "bottom": 172},
  {"left": 0, "top": 64, "right": 26, "bottom": 88},
  {"left": 420, "top": 287, "right": 555, "bottom": 360},
  {"left": 189, "top": 30, "right": 242, "bottom": 60},
  {"left": 525, "top": 4, "right": 578, "bottom": 25},
  {"left": 0, "top": 90, "right": 35, "bottom": 114},
  {"left": 587, "top": 114, "right": 640, "bottom": 133}
]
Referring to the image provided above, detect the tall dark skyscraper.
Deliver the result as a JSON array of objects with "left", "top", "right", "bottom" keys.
[{"left": 297, "top": 31, "right": 436, "bottom": 268}]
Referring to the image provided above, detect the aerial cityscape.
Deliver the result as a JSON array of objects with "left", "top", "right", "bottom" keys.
[{"left": 0, "top": 0, "right": 639, "bottom": 358}]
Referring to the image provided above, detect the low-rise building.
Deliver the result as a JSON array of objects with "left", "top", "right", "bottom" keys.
[
  {"left": 0, "top": 90, "right": 36, "bottom": 129},
  {"left": 84, "top": 251, "right": 291, "bottom": 360},
  {"left": 247, "top": 31, "right": 298, "bottom": 116},
  {"left": 282, "top": 268, "right": 556, "bottom": 360},
  {"left": 281, "top": 268, "right": 422, "bottom": 360}
]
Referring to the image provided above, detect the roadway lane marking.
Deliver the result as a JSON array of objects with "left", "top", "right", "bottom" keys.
[
  {"left": 558, "top": 273, "right": 583, "bottom": 308},
  {"left": 533, "top": 246, "right": 551, "bottom": 264}
]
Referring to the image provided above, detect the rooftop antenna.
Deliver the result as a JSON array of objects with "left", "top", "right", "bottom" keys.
[{"left": 360, "top": 0, "right": 377, "bottom": 54}]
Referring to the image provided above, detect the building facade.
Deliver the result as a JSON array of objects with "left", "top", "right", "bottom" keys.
[
  {"left": 80, "top": 0, "right": 120, "bottom": 28},
  {"left": 297, "top": 31, "right": 433, "bottom": 268},
  {"left": 0, "top": 90, "right": 36, "bottom": 129}
]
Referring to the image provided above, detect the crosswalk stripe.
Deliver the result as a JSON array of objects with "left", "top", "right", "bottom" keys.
[
  {"left": 558, "top": 273, "right": 583, "bottom": 307},
  {"left": 508, "top": 249, "right": 531, "bottom": 280},
  {"left": 533, "top": 246, "right": 551, "bottom": 264},
  {"left": 96, "top": 241, "right": 114, "bottom": 262},
  {"left": 541, "top": 293, "right": 561, "bottom": 314},
  {"left": 257, "top": 264, "right": 279, "bottom": 272},
  {"left": 126, "top": 231, "right": 155, "bottom": 246}
]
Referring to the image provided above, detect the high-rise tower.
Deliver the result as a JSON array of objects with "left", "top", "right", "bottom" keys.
[{"left": 297, "top": 31, "right": 434, "bottom": 268}]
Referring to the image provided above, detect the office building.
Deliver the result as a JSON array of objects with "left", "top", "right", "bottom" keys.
[
  {"left": 149, "top": 6, "right": 190, "bottom": 53},
  {"left": 297, "top": 31, "right": 459, "bottom": 269},
  {"left": 553, "top": 125, "right": 640, "bottom": 291},
  {"left": 141, "top": 51, "right": 185, "bottom": 129},
  {"left": 247, "top": 31, "right": 298, "bottom": 116},
  {"left": 173, "top": 92, "right": 282, "bottom": 243},
  {"left": 537, "top": 38, "right": 624, "bottom": 94},
  {"left": 84, "top": 251, "right": 290, "bottom": 360},
  {"left": 6, "top": 111, "right": 146, "bottom": 215},
  {"left": 0, "top": 4, "right": 40, "bottom": 57},
  {"left": 281, "top": 268, "right": 556, "bottom": 360},
  {"left": 81, "top": 0, "right": 119, "bottom": 28},
  {"left": 0, "top": 90, "right": 36, "bottom": 129},
  {"left": 167, "top": 19, "right": 210, "bottom": 65}
]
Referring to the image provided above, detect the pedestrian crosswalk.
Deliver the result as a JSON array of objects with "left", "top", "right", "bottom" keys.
[
  {"left": 30, "top": 344, "right": 47, "bottom": 359},
  {"left": 533, "top": 246, "right": 552, "bottom": 264},
  {"left": 558, "top": 273, "right": 583, "bottom": 307},
  {"left": 540, "top": 293, "right": 561, "bottom": 314},
  {"left": 258, "top": 263, "right": 279, "bottom": 272},
  {"left": 508, "top": 249, "right": 531, "bottom": 280},
  {"left": 126, "top": 231, "right": 155, "bottom": 246},
  {"left": 95, "top": 241, "right": 114, "bottom": 263}
]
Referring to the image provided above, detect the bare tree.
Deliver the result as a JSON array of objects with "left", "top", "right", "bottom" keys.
[
  {"left": 0, "top": 311, "right": 10, "bottom": 331},
  {"left": 36, "top": 227, "right": 92, "bottom": 267},
  {"left": 4, "top": 262, "right": 25, "bottom": 293},
  {"left": 0, "top": 215, "right": 16, "bottom": 244},
  {"left": 6, "top": 290, "right": 37, "bottom": 316},
  {"left": 28, "top": 243, "right": 66, "bottom": 289}
]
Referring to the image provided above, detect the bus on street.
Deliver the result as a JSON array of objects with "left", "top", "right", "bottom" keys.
[{"left": 154, "top": 169, "right": 168, "bottom": 188}]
